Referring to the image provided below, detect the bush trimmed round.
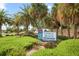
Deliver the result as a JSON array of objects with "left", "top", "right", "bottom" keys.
[{"left": 32, "top": 39, "right": 79, "bottom": 56}]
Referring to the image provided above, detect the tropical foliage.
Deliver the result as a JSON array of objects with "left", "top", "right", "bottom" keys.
[{"left": 0, "top": 3, "right": 79, "bottom": 38}]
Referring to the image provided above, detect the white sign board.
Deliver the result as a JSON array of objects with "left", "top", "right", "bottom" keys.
[{"left": 42, "top": 32, "right": 56, "bottom": 41}]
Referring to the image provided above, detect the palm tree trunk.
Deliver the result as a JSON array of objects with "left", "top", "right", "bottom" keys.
[
  {"left": 74, "top": 25, "right": 77, "bottom": 39},
  {"left": 67, "top": 27, "right": 70, "bottom": 38},
  {"left": 60, "top": 26, "right": 63, "bottom": 36},
  {"left": 73, "top": 9, "right": 77, "bottom": 39},
  {"left": 56, "top": 28, "right": 58, "bottom": 38},
  {"left": 51, "top": 27, "right": 53, "bottom": 32},
  {"left": 25, "top": 25, "right": 28, "bottom": 35},
  {"left": 16, "top": 25, "right": 19, "bottom": 36}
]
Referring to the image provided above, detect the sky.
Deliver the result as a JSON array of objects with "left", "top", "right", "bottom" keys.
[{"left": 0, "top": 3, "right": 53, "bottom": 15}]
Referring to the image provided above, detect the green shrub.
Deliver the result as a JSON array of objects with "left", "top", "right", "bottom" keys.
[
  {"left": 32, "top": 39, "right": 79, "bottom": 56},
  {"left": 0, "top": 36, "right": 38, "bottom": 56},
  {"left": 6, "top": 48, "right": 26, "bottom": 56},
  {"left": 58, "top": 36, "right": 68, "bottom": 40}
]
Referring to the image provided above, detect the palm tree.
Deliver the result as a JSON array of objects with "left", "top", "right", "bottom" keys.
[
  {"left": 19, "top": 4, "right": 33, "bottom": 35},
  {"left": 13, "top": 13, "right": 21, "bottom": 35},
  {"left": 51, "top": 3, "right": 60, "bottom": 37},
  {"left": 29, "top": 3, "right": 48, "bottom": 29},
  {"left": 43, "top": 13, "right": 52, "bottom": 29},
  {"left": 56, "top": 3, "right": 72, "bottom": 37},
  {"left": 71, "top": 4, "right": 79, "bottom": 39},
  {"left": 56, "top": 3, "right": 79, "bottom": 39},
  {"left": 60, "top": 4, "right": 72, "bottom": 38},
  {"left": 0, "top": 9, "right": 7, "bottom": 36},
  {"left": 64, "top": 3, "right": 79, "bottom": 39},
  {"left": 64, "top": 8, "right": 71, "bottom": 38}
]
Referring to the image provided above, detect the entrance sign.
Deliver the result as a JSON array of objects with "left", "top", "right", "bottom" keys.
[
  {"left": 43, "top": 32, "right": 56, "bottom": 41},
  {"left": 38, "top": 29, "right": 57, "bottom": 42}
]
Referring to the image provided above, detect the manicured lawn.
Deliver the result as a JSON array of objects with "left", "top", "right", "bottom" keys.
[
  {"left": 32, "top": 39, "right": 79, "bottom": 56},
  {"left": 0, "top": 36, "right": 38, "bottom": 56}
]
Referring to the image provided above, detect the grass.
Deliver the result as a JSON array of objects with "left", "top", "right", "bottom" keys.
[
  {"left": 1, "top": 36, "right": 79, "bottom": 56},
  {"left": 32, "top": 39, "right": 79, "bottom": 56},
  {"left": 0, "top": 36, "right": 38, "bottom": 56}
]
